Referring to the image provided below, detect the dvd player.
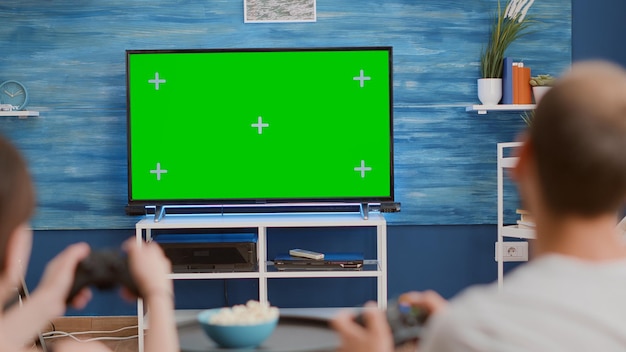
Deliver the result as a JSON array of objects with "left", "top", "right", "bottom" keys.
[{"left": 153, "top": 233, "right": 257, "bottom": 273}]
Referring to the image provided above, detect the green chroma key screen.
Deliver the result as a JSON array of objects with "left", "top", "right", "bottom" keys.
[{"left": 126, "top": 47, "right": 394, "bottom": 204}]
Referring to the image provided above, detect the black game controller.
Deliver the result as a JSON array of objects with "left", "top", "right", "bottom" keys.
[
  {"left": 66, "top": 250, "right": 141, "bottom": 304},
  {"left": 354, "top": 299, "right": 427, "bottom": 346}
]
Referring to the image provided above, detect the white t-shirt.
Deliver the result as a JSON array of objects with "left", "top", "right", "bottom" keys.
[{"left": 419, "top": 255, "right": 626, "bottom": 352}]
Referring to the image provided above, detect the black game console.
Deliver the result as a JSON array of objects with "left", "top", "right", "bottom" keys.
[
  {"left": 153, "top": 233, "right": 257, "bottom": 273},
  {"left": 67, "top": 250, "right": 140, "bottom": 304}
]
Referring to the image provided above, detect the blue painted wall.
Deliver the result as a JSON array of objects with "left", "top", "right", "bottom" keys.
[
  {"left": 1, "top": 0, "right": 570, "bottom": 228},
  {"left": 572, "top": 0, "right": 626, "bottom": 66},
  {"left": 12, "top": 0, "right": 625, "bottom": 316}
]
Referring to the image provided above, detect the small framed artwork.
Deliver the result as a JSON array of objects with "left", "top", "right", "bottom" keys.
[{"left": 244, "top": 0, "right": 316, "bottom": 23}]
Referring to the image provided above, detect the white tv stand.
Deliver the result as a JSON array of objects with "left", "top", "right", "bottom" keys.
[{"left": 134, "top": 212, "right": 387, "bottom": 352}]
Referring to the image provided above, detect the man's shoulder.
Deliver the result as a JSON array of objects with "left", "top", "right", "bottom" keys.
[
  {"left": 418, "top": 284, "right": 506, "bottom": 352},
  {"left": 419, "top": 256, "right": 626, "bottom": 352}
]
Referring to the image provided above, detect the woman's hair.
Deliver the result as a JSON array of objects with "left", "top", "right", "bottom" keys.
[{"left": 0, "top": 135, "right": 35, "bottom": 272}]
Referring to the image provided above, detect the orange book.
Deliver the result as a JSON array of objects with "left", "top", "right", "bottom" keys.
[{"left": 519, "top": 67, "right": 532, "bottom": 104}]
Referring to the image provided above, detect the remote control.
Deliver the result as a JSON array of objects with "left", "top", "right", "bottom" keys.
[
  {"left": 66, "top": 250, "right": 141, "bottom": 304},
  {"left": 354, "top": 299, "right": 427, "bottom": 346},
  {"left": 289, "top": 248, "right": 324, "bottom": 260}
]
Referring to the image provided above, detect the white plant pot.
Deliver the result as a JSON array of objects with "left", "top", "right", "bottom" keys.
[
  {"left": 477, "top": 78, "right": 503, "bottom": 105},
  {"left": 532, "top": 86, "right": 552, "bottom": 105}
]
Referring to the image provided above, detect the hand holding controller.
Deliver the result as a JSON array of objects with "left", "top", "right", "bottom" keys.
[
  {"left": 66, "top": 250, "right": 141, "bottom": 304},
  {"left": 354, "top": 299, "right": 428, "bottom": 346}
]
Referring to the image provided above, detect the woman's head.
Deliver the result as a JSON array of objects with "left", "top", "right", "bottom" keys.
[{"left": 0, "top": 135, "right": 36, "bottom": 274}]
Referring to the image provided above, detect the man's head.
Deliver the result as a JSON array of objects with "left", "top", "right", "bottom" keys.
[
  {"left": 0, "top": 135, "right": 35, "bottom": 273},
  {"left": 525, "top": 61, "right": 626, "bottom": 218}
]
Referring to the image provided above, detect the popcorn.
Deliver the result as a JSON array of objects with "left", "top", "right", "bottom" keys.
[{"left": 209, "top": 300, "right": 279, "bottom": 325}]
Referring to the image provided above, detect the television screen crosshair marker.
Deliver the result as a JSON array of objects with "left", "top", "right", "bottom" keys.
[
  {"left": 353, "top": 69, "right": 371, "bottom": 88},
  {"left": 148, "top": 72, "right": 166, "bottom": 90},
  {"left": 251, "top": 116, "right": 270, "bottom": 134},
  {"left": 150, "top": 162, "right": 168, "bottom": 181},
  {"left": 354, "top": 160, "right": 372, "bottom": 178}
]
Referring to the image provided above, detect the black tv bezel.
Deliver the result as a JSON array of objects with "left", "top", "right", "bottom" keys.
[{"left": 125, "top": 46, "right": 394, "bottom": 210}]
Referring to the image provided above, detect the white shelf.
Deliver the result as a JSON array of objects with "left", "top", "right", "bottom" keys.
[
  {"left": 264, "top": 269, "right": 381, "bottom": 278},
  {"left": 466, "top": 104, "right": 535, "bottom": 114},
  {"left": 501, "top": 157, "right": 519, "bottom": 169},
  {"left": 166, "top": 260, "right": 382, "bottom": 280},
  {"left": 168, "top": 272, "right": 261, "bottom": 280},
  {"left": 0, "top": 110, "right": 39, "bottom": 117},
  {"left": 135, "top": 212, "right": 385, "bottom": 228}
]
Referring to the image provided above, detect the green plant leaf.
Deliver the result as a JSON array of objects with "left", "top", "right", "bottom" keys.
[{"left": 480, "top": 0, "right": 535, "bottom": 78}]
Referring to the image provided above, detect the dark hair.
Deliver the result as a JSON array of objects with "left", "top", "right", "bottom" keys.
[
  {"left": 0, "top": 135, "right": 36, "bottom": 272},
  {"left": 530, "top": 61, "right": 626, "bottom": 217}
]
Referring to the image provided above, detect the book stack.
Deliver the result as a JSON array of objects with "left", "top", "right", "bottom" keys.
[
  {"left": 502, "top": 57, "right": 532, "bottom": 105},
  {"left": 516, "top": 209, "right": 535, "bottom": 229}
]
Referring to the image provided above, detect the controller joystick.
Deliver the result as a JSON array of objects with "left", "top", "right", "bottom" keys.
[
  {"left": 354, "top": 299, "right": 427, "bottom": 346},
  {"left": 66, "top": 250, "right": 141, "bottom": 304}
]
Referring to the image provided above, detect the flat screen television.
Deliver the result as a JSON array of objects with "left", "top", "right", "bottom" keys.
[{"left": 126, "top": 46, "right": 394, "bottom": 213}]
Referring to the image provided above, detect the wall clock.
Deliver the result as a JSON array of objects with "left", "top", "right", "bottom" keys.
[{"left": 0, "top": 80, "right": 28, "bottom": 111}]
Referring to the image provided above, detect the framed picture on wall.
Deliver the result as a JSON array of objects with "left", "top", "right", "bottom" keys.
[{"left": 244, "top": 0, "right": 316, "bottom": 23}]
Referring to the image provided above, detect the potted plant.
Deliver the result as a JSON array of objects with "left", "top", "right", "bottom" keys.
[
  {"left": 478, "top": 0, "right": 535, "bottom": 105},
  {"left": 529, "top": 74, "right": 554, "bottom": 104}
]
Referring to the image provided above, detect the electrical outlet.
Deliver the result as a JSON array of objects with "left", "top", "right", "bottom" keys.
[{"left": 494, "top": 241, "right": 528, "bottom": 262}]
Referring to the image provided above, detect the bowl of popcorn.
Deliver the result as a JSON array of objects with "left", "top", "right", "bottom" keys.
[{"left": 197, "top": 300, "right": 279, "bottom": 349}]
